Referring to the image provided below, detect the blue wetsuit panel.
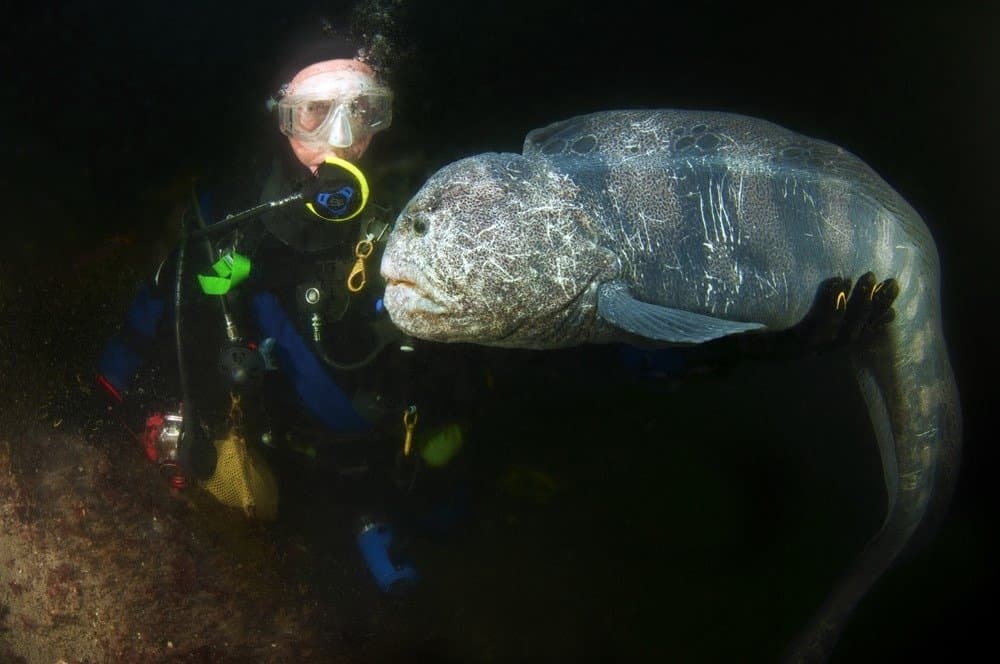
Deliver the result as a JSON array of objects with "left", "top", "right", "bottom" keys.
[
  {"left": 98, "top": 339, "right": 144, "bottom": 393},
  {"left": 252, "top": 292, "right": 370, "bottom": 435},
  {"left": 98, "top": 283, "right": 167, "bottom": 392}
]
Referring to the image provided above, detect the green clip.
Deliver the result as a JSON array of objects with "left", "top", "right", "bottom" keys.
[{"left": 198, "top": 252, "right": 251, "bottom": 295}]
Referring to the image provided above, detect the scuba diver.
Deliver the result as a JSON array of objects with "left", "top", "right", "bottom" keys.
[{"left": 96, "top": 19, "right": 473, "bottom": 592}]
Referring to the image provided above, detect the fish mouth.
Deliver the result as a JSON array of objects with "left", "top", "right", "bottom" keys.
[{"left": 383, "top": 277, "right": 449, "bottom": 316}]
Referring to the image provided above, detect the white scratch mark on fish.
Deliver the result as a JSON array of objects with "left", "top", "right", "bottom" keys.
[
  {"left": 710, "top": 176, "right": 727, "bottom": 244},
  {"left": 819, "top": 213, "right": 849, "bottom": 242},
  {"left": 705, "top": 177, "right": 722, "bottom": 245},
  {"left": 662, "top": 245, "right": 683, "bottom": 272},
  {"left": 485, "top": 256, "right": 516, "bottom": 282},
  {"left": 717, "top": 180, "right": 734, "bottom": 245},
  {"left": 802, "top": 188, "right": 816, "bottom": 208},
  {"left": 698, "top": 192, "right": 710, "bottom": 243}
]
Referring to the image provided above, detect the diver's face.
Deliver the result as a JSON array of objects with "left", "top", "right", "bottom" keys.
[{"left": 284, "top": 60, "right": 380, "bottom": 170}]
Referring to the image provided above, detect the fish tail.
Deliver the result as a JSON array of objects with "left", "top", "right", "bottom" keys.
[{"left": 785, "top": 290, "right": 962, "bottom": 662}]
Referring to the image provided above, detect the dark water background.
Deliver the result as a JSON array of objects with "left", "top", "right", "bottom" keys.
[{"left": 1, "top": 0, "right": 995, "bottom": 660}]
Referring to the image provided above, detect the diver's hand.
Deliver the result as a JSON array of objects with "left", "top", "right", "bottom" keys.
[
  {"left": 768, "top": 271, "right": 899, "bottom": 351},
  {"left": 711, "top": 271, "right": 899, "bottom": 366},
  {"left": 838, "top": 272, "right": 899, "bottom": 344}
]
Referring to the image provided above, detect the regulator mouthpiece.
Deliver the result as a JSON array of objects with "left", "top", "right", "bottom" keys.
[{"left": 305, "top": 156, "right": 370, "bottom": 222}]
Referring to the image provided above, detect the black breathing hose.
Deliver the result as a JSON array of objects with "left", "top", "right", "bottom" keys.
[
  {"left": 187, "top": 193, "right": 303, "bottom": 241},
  {"left": 190, "top": 188, "right": 237, "bottom": 339},
  {"left": 173, "top": 216, "right": 201, "bottom": 476},
  {"left": 312, "top": 335, "right": 390, "bottom": 371},
  {"left": 172, "top": 189, "right": 305, "bottom": 478},
  {"left": 172, "top": 183, "right": 385, "bottom": 473}
]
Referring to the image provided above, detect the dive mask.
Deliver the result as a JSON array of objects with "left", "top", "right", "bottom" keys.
[{"left": 278, "top": 89, "right": 392, "bottom": 148}]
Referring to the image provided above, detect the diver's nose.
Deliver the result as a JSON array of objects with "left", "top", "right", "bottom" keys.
[{"left": 327, "top": 104, "right": 354, "bottom": 148}]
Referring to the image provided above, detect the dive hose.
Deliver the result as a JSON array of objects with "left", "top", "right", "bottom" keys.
[
  {"left": 312, "top": 332, "right": 391, "bottom": 371},
  {"left": 171, "top": 162, "right": 382, "bottom": 475},
  {"left": 173, "top": 212, "right": 207, "bottom": 477},
  {"left": 174, "top": 190, "right": 305, "bottom": 479}
]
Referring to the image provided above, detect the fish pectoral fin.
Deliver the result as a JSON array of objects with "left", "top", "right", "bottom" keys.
[{"left": 597, "top": 281, "right": 765, "bottom": 344}]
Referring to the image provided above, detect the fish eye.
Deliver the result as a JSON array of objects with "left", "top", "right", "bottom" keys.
[{"left": 412, "top": 218, "right": 428, "bottom": 235}]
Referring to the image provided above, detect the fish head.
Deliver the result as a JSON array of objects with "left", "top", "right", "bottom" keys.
[{"left": 381, "top": 153, "right": 616, "bottom": 346}]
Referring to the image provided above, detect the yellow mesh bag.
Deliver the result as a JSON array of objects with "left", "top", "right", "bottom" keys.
[{"left": 200, "top": 429, "right": 279, "bottom": 521}]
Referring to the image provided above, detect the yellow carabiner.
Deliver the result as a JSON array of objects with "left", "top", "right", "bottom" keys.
[
  {"left": 348, "top": 238, "right": 375, "bottom": 293},
  {"left": 402, "top": 406, "right": 418, "bottom": 456}
]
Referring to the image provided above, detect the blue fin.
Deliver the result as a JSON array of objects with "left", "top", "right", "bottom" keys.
[{"left": 597, "top": 281, "right": 765, "bottom": 343}]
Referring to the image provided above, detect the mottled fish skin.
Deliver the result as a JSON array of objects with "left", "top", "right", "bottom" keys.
[{"left": 381, "top": 109, "right": 961, "bottom": 661}]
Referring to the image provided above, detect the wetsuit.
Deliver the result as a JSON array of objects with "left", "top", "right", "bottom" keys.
[{"left": 97, "top": 145, "right": 476, "bottom": 491}]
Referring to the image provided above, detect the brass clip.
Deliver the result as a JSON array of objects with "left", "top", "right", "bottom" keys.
[
  {"left": 228, "top": 392, "right": 243, "bottom": 429},
  {"left": 402, "top": 405, "right": 418, "bottom": 456},
  {"left": 348, "top": 237, "right": 375, "bottom": 293}
]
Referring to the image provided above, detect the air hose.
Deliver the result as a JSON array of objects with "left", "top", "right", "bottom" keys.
[
  {"left": 191, "top": 187, "right": 238, "bottom": 341},
  {"left": 312, "top": 333, "right": 390, "bottom": 371},
  {"left": 309, "top": 222, "right": 397, "bottom": 372},
  {"left": 173, "top": 211, "right": 207, "bottom": 477},
  {"left": 187, "top": 193, "right": 304, "bottom": 241},
  {"left": 174, "top": 191, "right": 304, "bottom": 479},
  {"left": 171, "top": 161, "right": 376, "bottom": 469},
  {"left": 309, "top": 296, "right": 404, "bottom": 372}
]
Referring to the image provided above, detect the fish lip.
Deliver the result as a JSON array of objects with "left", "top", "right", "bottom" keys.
[
  {"left": 383, "top": 275, "right": 450, "bottom": 315},
  {"left": 384, "top": 274, "right": 426, "bottom": 296}
]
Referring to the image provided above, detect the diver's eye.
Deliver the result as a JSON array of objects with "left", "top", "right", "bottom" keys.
[{"left": 412, "top": 219, "right": 428, "bottom": 235}]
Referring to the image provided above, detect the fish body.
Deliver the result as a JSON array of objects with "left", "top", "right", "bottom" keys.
[{"left": 381, "top": 109, "right": 961, "bottom": 660}]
